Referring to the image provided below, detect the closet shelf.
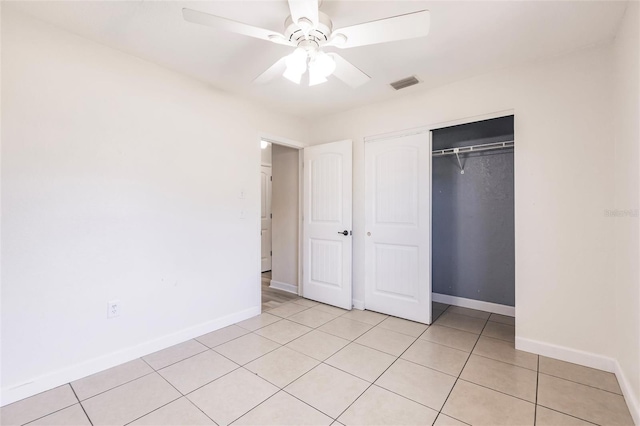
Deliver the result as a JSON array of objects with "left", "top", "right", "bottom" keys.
[
  {"left": 431, "top": 140, "right": 514, "bottom": 157},
  {"left": 432, "top": 140, "right": 514, "bottom": 175}
]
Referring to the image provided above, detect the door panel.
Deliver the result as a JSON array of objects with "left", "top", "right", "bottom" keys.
[
  {"left": 365, "top": 133, "right": 431, "bottom": 323},
  {"left": 303, "top": 140, "right": 352, "bottom": 309},
  {"left": 261, "top": 165, "right": 272, "bottom": 272}
]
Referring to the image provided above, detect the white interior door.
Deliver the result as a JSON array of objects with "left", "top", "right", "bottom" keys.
[
  {"left": 302, "top": 140, "right": 353, "bottom": 310},
  {"left": 260, "top": 165, "right": 272, "bottom": 272},
  {"left": 364, "top": 133, "right": 431, "bottom": 323}
]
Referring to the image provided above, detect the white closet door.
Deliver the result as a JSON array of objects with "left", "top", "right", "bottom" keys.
[
  {"left": 364, "top": 133, "right": 431, "bottom": 323},
  {"left": 260, "top": 165, "right": 272, "bottom": 272},
  {"left": 302, "top": 140, "right": 353, "bottom": 310}
]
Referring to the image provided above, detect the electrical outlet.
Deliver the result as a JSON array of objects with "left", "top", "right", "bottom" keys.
[{"left": 107, "top": 300, "right": 121, "bottom": 319}]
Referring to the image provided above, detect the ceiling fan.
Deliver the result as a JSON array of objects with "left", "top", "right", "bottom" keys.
[{"left": 182, "top": 1, "right": 430, "bottom": 87}]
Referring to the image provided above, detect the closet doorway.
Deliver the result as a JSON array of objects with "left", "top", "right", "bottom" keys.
[{"left": 430, "top": 115, "right": 515, "bottom": 319}]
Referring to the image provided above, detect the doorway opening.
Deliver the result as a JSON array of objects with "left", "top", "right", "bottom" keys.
[
  {"left": 260, "top": 140, "right": 301, "bottom": 311},
  {"left": 430, "top": 115, "right": 515, "bottom": 323}
]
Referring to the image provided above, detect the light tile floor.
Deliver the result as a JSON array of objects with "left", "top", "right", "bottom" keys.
[{"left": 1, "top": 302, "right": 634, "bottom": 426}]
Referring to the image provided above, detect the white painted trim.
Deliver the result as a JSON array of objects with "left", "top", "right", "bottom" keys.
[
  {"left": 297, "top": 150, "right": 303, "bottom": 297},
  {"left": 515, "top": 336, "right": 639, "bottom": 425},
  {"left": 429, "top": 109, "right": 515, "bottom": 131},
  {"left": 432, "top": 293, "right": 515, "bottom": 316},
  {"left": 515, "top": 336, "right": 614, "bottom": 372},
  {"left": 0, "top": 306, "right": 260, "bottom": 407},
  {"left": 352, "top": 299, "right": 365, "bottom": 310},
  {"left": 269, "top": 280, "right": 298, "bottom": 294},
  {"left": 364, "top": 127, "right": 431, "bottom": 142},
  {"left": 257, "top": 133, "right": 304, "bottom": 300},
  {"left": 261, "top": 133, "right": 305, "bottom": 149},
  {"left": 614, "top": 359, "right": 640, "bottom": 426},
  {"left": 364, "top": 109, "right": 515, "bottom": 143}
]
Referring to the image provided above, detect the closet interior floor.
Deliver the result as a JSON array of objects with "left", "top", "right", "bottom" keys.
[{"left": 1, "top": 303, "right": 633, "bottom": 426}]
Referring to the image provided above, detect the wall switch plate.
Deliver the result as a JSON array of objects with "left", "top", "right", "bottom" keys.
[{"left": 107, "top": 300, "right": 121, "bottom": 318}]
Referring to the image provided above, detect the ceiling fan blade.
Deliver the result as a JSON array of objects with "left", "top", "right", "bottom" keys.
[
  {"left": 183, "top": 8, "right": 293, "bottom": 46},
  {"left": 329, "top": 10, "right": 430, "bottom": 49},
  {"left": 253, "top": 56, "right": 288, "bottom": 84},
  {"left": 287, "top": 0, "right": 319, "bottom": 29},
  {"left": 328, "top": 53, "right": 370, "bottom": 88}
]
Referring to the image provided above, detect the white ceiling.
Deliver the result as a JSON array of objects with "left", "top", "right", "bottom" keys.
[{"left": 7, "top": 0, "right": 628, "bottom": 118}]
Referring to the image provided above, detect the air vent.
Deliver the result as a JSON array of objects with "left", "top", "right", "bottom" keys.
[{"left": 390, "top": 76, "right": 420, "bottom": 91}]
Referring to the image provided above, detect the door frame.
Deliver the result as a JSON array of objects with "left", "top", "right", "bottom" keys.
[
  {"left": 258, "top": 134, "right": 305, "bottom": 298},
  {"left": 362, "top": 109, "right": 516, "bottom": 319}
]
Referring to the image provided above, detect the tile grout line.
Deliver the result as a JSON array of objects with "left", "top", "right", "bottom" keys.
[
  {"left": 121, "top": 359, "right": 195, "bottom": 426},
  {"left": 221, "top": 305, "right": 350, "bottom": 423},
  {"left": 534, "top": 404, "right": 600, "bottom": 426},
  {"left": 434, "top": 309, "right": 611, "bottom": 424},
  {"left": 536, "top": 371, "right": 626, "bottom": 396},
  {"left": 74, "top": 369, "right": 158, "bottom": 405},
  {"left": 534, "top": 354, "right": 540, "bottom": 425},
  {"left": 435, "top": 314, "right": 490, "bottom": 423},
  {"left": 227, "top": 309, "right": 420, "bottom": 423},
  {"left": 436, "top": 322, "right": 514, "bottom": 343},
  {"left": 20, "top": 389, "right": 85, "bottom": 426},
  {"left": 220, "top": 364, "right": 338, "bottom": 423},
  {"left": 145, "top": 345, "right": 210, "bottom": 372},
  {"left": 454, "top": 377, "right": 537, "bottom": 405},
  {"left": 69, "top": 383, "right": 94, "bottom": 426},
  {"left": 329, "top": 329, "right": 423, "bottom": 423},
  {"left": 467, "top": 351, "right": 536, "bottom": 372}
]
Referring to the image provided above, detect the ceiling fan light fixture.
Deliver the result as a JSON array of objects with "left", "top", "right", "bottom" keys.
[
  {"left": 283, "top": 48, "right": 308, "bottom": 84},
  {"left": 283, "top": 67, "right": 303, "bottom": 84},
  {"left": 308, "top": 52, "right": 336, "bottom": 85},
  {"left": 286, "top": 48, "right": 308, "bottom": 73},
  {"left": 308, "top": 67, "right": 328, "bottom": 86}
]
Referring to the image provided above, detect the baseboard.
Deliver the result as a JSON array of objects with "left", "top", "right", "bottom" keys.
[
  {"left": 352, "top": 299, "right": 365, "bottom": 310},
  {"left": 515, "top": 336, "right": 615, "bottom": 372},
  {"left": 269, "top": 280, "right": 298, "bottom": 294},
  {"left": 0, "top": 306, "right": 260, "bottom": 407},
  {"left": 613, "top": 359, "right": 640, "bottom": 426},
  {"left": 516, "top": 336, "right": 639, "bottom": 425},
  {"left": 432, "top": 293, "right": 515, "bottom": 316}
]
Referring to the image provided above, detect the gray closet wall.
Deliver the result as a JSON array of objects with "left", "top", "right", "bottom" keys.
[{"left": 432, "top": 116, "right": 515, "bottom": 306}]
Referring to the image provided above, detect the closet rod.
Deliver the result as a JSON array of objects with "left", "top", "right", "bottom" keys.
[{"left": 431, "top": 140, "right": 514, "bottom": 157}]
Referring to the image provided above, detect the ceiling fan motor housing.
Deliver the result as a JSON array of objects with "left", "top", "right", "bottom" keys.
[{"left": 284, "top": 12, "right": 333, "bottom": 48}]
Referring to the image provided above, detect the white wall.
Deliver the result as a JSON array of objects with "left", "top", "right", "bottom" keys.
[
  {"left": 271, "top": 145, "right": 299, "bottom": 289},
  {"left": 613, "top": 1, "right": 640, "bottom": 420},
  {"left": 309, "top": 45, "right": 618, "bottom": 360},
  {"left": 0, "top": 9, "right": 306, "bottom": 405}
]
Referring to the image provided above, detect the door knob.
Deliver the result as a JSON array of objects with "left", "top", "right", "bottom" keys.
[{"left": 338, "top": 230, "right": 349, "bottom": 236}]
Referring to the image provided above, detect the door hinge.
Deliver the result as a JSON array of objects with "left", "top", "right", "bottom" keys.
[
  {"left": 270, "top": 213, "right": 272, "bottom": 219},
  {"left": 270, "top": 250, "right": 272, "bottom": 256},
  {"left": 270, "top": 176, "right": 272, "bottom": 181}
]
